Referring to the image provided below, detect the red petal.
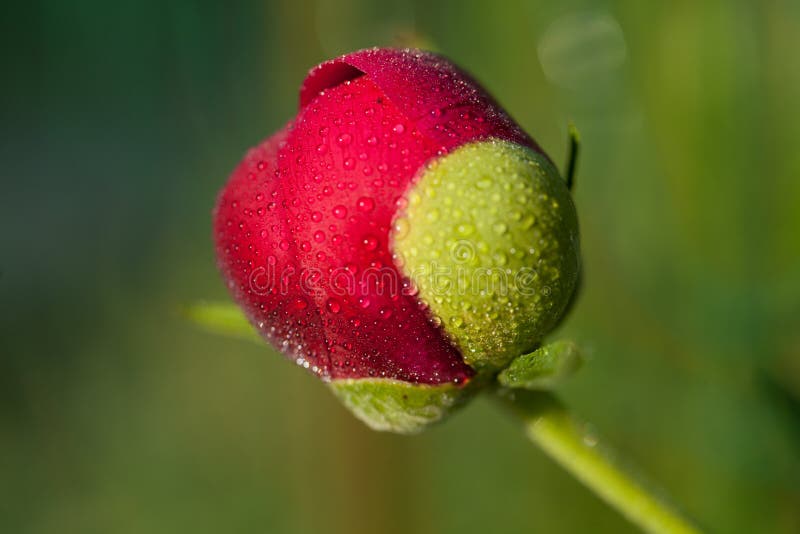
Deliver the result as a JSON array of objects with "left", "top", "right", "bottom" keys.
[
  {"left": 213, "top": 125, "right": 330, "bottom": 375},
  {"left": 277, "top": 76, "right": 472, "bottom": 384},
  {"left": 300, "top": 48, "right": 542, "bottom": 153}
]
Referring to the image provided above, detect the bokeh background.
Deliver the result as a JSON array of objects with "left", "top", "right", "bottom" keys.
[{"left": 2, "top": 1, "right": 799, "bottom": 532}]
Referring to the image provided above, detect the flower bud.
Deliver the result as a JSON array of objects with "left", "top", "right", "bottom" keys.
[{"left": 214, "top": 48, "right": 580, "bottom": 433}]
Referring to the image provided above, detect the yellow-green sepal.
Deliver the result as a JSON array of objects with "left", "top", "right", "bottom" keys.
[
  {"left": 329, "top": 378, "right": 476, "bottom": 434},
  {"left": 497, "top": 340, "right": 583, "bottom": 390},
  {"left": 392, "top": 140, "right": 581, "bottom": 373}
]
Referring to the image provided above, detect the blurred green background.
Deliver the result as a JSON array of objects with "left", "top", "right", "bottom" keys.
[{"left": 2, "top": 1, "right": 799, "bottom": 532}]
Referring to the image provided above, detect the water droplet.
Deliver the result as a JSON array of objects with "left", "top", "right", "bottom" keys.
[
  {"left": 358, "top": 296, "right": 371, "bottom": 308},
  {"left": 362, "top": 235, "right": 379, "bottom": 250},
  {"left": 379, "top": 307, "right": 393, "bottom": 319},
  {"left": 313, "top": 230, "right": 326, "bottom": 242},
  {"left": 336, "top": 133, "right": 352, "bottom": 145},
  {"left": 402, "top": 279, "right": 418, "bottom": 296},
  {"left": 326, "top": 298, "right": 341, "bottom": 314},
  {"left": 311, "top": 211, "right": 323, "bottom": 222},
  {"left": 521, "top": 215, "right": 536, "bottom": 229},
  {"left": 393, "top": 218, "right": 410, "bottom": 239},
  {"left": 493, "top": 222, "right": 508, "bottom": 234},
  {"left": 343, "top": 157, "right": 356, "bottom": 170},
  {"left": 357, "top": 197, "right": 375, "bottom": 212},
  {"left": 393, "top": 123, "right": 405, "bottom": 134},
  {"left": 367, "top": 135, "right": 378, "bottom": 146},
  {"left": 457, "top": 223, "right": 475, "bottom": 236},
  {"left": 279, "top": 240, "right": 290, "bottom": 251},
  {"left": 332, "top": 205, "right": 347, "bottom": 219},
  {"left": 293, "top": 297, "right": 308, "bottom": 309}
]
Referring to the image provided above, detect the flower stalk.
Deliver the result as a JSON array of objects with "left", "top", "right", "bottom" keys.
[{"left": 494, "top": 388, "right": 702, "bottom": 534}]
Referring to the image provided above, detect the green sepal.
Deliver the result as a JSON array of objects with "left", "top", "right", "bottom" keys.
[
  {"left": 183, "top": 301, "right": 261, "bottom": 344},
  {"left": 392, "top": 140, "right": 581, "bottom": 372},
  {"left": 497, "top": 340, "right": 583, "bottom": 390},
  {"left": 329, "top": 378, "right": 475, "bottom": 434}
]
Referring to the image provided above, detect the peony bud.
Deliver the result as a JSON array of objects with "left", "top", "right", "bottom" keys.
[{"left": 214, "top": 48, "right": 580, "bottom": 433}]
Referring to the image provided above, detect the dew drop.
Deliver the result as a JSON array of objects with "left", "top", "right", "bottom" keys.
[
  {"left": 493, "top": 252, "right": 508, "bottom": 265},
  {"left": 357, "top": 197, "right": 375, "bottom": 212},
  {"left": 362, "top": 235, "right": 379, "bottom": 251},
  {"left": 332, "top": 205, "right": 347, "bottom": 219},
  {"left": 393, "top": 218, "right": 410, "bottom": 239},
  {"left": 476, "top": 177, "right": 493, "bottom": 189},
  {"left": 457, "top": 223, "right": 475, "bottom": 236},
  {"left": 425, "top": 208, "right": 440, "bottom": 222},
  {"left": 337, "top": 133, "right": 352, "bottom": 145},
  {"left": 521, "top": 215, "right": 536, "bottom": 229},
  {"left": 313, "top": 230, "right": 326, "bottom": 242},
  {"left": 326, "top": 298, "right": 341, "bottom": 314},
  {"left": 393, "top": 124, "right": 405, "bottom": 134}
]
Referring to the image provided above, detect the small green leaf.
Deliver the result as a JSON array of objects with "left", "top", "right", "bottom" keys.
[
  {"left": 183, "top": 301, "right": 262, "bottom": 344},
  {"left": 497, "top": 340, "right": 583, "bottom": 390}
]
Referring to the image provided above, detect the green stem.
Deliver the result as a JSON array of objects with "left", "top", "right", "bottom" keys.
[{"left": 493, "top": 388, "right": 702, "bottom": 534}]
